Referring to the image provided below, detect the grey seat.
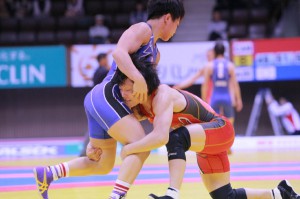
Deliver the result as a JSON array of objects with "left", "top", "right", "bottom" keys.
[
  {"left": 37, "top": 31, "right": 56, "bottom": 44},
  {"left": 85, "top": 0, "right": 103, "bottom": 15},
  {"left": 75, "top": 30, "right": 90, "bottom": 44},
  {"left": 56, "top": 30, "right": 74, "bottom": 44},
  {"left": 228, "top": 24, "right": 247, "bottom": 39},
  {"left": 37, "top": 17, "right": 56, "bottom": 31},
  {"left": 18, "top": 31, "right": 36, "bottom": 45},
  {"left": 248, "top": 23, "right": 267, "bottom": 39},
  {"left": 0, "top": 18, "right": 18, "bottom": 31},
  {"left": 19, "top": 18, "right": 38, "bottom": 32},
  {"left": 57, "top": 17, "right": 77, "bottom": 31},
  {"left": 0, "top": 32, "right": 18, "bottom": 45}
]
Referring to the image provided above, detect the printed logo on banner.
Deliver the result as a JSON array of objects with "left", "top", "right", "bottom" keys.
[
  {"left": 0, "top": 143, "right": 82, "bottom": 157},
  {"left": 253, "top": 38, "right": 300, "bottom": 81},
  {"left": 78, "top": 54, "right": 98, "bottom": 86},
  {"left": 0, "top": 145, "right": 58, "bottom": 157},
  {"left": 232, "top": 41, "right": 254, "bottom": 55},
  {"left": 71, "top": 45, "right": 115, "bottom": 87},
  {"left": 256, "top": 52, "right": 300, "bottom": 66},
  {"left": 71, "top": 44, "right": 116, "bottom": 87},
  {"left": 232, "top": 41, "right": 254, "bottom": 67},
  {"left": 255, "top": 66, "right": 276, "bottom": 80},
  {"left": 0, "top": 46, "right": 67, "bottom": 88},
  {"left": 232, "top": 41, "right": 255, "bottom": 82}
]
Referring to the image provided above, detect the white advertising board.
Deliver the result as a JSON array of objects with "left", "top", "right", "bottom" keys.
[{"left": 70, "top": 42, "right": 229, "bottom": 87}]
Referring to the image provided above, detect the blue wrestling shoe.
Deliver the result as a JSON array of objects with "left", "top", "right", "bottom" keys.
[
  {"left": 108, "top": 195, "right": 126, "bottom": 199},
  {"left": 33, "top": 166, "right": 54, "bottom": 199},
  {"left": 148, "top": 194, "right": 173, "bottom": 199},
  {"left": 108, "top": 192, "right": 126, "bottom": 199},
  {"left": 278, "top": 180, "right": 300, "bottom": 199}
]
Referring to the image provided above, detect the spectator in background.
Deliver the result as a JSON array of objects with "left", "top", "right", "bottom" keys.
[
  {"left": 14, "top": 0, "right": 33, "bottom": 18},
  {"left": 4, "top": 0, "right": 15, "bottom": 17},
  {"left": 129, "top": 1, "right": 147, "bottom": 25},
  {"left": 0, "top": 0, "right": 10, "bottom": 18},
  {"left": 265, "top": 90, "right": 300, "bottom": 135},
  {"left": 65, "top": 0, "right": 84, "bottom": 17},
  {"left": 89, "top": 14, "right": 110, "bottom": 44},
  {"left": 3, "top": 0, "right": 33, "bottom": 18},
  {"left": 92, "top": 53, "right": 111, "bottom": 85},
  {"left": 207, "top": 9, "right": 227, "bottom": 41},
  {"left": 32, "top": 0, "right": 51, "bottom": 17}
]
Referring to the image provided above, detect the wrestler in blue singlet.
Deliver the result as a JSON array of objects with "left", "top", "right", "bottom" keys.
[
  {"left": 84, "top": 23, "right": 158, "bottom": 139},
  {"left": 210, "top": 58, "right": 234, "bottom": 118}
]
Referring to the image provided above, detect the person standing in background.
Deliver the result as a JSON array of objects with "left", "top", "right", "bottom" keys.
[
  {"left": 92, "top": 52, "right": 111, "bottom": 85},
  {"left": 202, "top": 41, "right": 243, "bottom": 126}
]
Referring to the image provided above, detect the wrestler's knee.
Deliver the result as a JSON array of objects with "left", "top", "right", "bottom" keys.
[
  {"left": 210, "top": 184, "right": 246, "bottom": 199},
  {"left": 166, "top": 126, "right": 191, "bottom": 161}
]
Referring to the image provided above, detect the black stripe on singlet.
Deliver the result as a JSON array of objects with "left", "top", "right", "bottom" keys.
[
  {"left": 179, "top": 91, "right": 215, "bottom": 122},
  {"left": 104, "top": 76, "right": 131, "bottom": 119}
]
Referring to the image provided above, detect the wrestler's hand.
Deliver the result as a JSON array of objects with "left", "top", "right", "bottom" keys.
[
  {"left": 86, "top": 142, "right": 102, "bottom": 162},
  {"left": 133, "top": 76, "right": 148, "bottom": 103}
]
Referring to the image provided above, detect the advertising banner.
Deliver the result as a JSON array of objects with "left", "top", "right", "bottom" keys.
[
  {"left": 70, "top": 42, "right": 229, "bottom": 87},
  {"left": 157, "top": 41, "right": 229, "bottom": 85},
  {"left": 0, "top": 46, "right": 67, "bottom": 88},
  {"left": 0, "top": 138, "right": 82, "bottom": 157},
  {"left": 232, "top": 38, "right": 300, "bottom": 82},
  {"left": 70, "top": 44, "right": 115, "bottom": 87}
]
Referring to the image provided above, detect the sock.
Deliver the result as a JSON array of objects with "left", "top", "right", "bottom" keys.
[
  {"left": 271, "top": 188, "right": 282, "bottom": 199},
  {"left": 166, "top": 187, "right": 179, "bottom": 199},
  {"left": 49, "top": 162, "right": 69, "bottom": 180},
  {"left": 109, "top": 179, "right": 130, "bottom": 198}
]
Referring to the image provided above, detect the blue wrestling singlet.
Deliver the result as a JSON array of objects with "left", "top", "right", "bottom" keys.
[
  {"left": 210, "top": 58, "right": 234, "bottom": 118},
  {"left": 84, "top": 23, "right": 158, "bottom": 139}
]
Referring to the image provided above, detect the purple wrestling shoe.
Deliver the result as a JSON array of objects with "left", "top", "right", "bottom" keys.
[{"left": 33, "top": 166, "right": 54, "bottom": 199}]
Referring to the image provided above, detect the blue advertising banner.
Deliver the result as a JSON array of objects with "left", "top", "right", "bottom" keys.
[{"left": 0, "top": 46, "right": 67, "bottom": 88}]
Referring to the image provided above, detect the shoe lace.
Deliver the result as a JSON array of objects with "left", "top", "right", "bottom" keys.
[{"left": 37, "top": 169, "right": 49, "bottom": 194}]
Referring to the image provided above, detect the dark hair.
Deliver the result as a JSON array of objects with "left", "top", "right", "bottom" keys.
[
  {"left": 147, "top": 0, "right": 185, "bottom": 21},
  {"left": 214, "top": 41, "right": 225, "bottom": 56},
  {"left": 97, "top": 53, "right": 107, "bottom": 62},
  {"left": 113, "top": 54, "right": 160, "bottom": 96}
]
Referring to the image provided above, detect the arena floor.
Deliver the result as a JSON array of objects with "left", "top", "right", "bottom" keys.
[{"left": 1, "top": 139, "right": 300, "bottom": 199}]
